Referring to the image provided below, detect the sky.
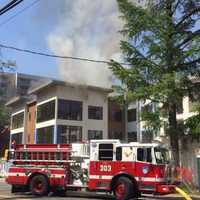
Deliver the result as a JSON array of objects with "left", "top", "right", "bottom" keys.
[{"left": 0, "top": 0, "right": 125, "bottom": 87}]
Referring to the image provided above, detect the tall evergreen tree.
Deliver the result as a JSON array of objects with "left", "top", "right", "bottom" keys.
[
  {"left": 110, "top": 0, "right": 200, "bottom": 165},
  {"left": 0, "top": 88, "right": 10, "bottom": 129}
]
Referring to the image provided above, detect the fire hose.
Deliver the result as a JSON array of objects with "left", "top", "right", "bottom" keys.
[{"left": 174, "top": 186, "right": 192, "bottom": 200}]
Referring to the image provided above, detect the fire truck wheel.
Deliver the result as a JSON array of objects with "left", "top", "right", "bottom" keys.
[
  {"left": 113, "top": 177, "right": 134, "bottom": 200},
  {"left": 29, "top": 175, "right": 49, "bottom": 196}
]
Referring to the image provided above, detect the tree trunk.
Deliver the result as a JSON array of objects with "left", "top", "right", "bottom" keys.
[{"left": 168, "top": 103, "right": 180, "bottom": 166}]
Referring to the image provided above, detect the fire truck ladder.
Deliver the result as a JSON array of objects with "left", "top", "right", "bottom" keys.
[{"left": 10, "top": 144, "right": 74, "bottom": 165}]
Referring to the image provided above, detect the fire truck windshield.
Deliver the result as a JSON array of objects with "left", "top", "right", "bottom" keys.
[{"left": 154, "top": 147, "right": 170, "bottom": 164}]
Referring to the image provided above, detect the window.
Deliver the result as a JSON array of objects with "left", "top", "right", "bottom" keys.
[
  {"left": 11, "top": 132, "right": 22, "bottom": 144},
  {"left": 128, "top": 132, "right": 137, "bottom": 142},
  {"left": 116, "top": 147, "right": 122, "bottom": 161},
  {"left": 112, "top": 111, "right": 122, "bottom": 122},
  {"left": 146, "top": 148, "right": 152, "bottom": 163},
  {"left": 137, "top": 148, "right": 145, "bottom": 161},
  {"left": 128, "top": 109, "right": 136, "bottom": 122},
  {"left": 142, "top": 131, "right": 153, "bottom": 143},
  {"left": 12, "top": 112, "right": 24, "bottom": 129},
  {"left": 57, "top": 125, "right": 82, "bottom": 143},
  {"left": 137, "top": 148, "right": 152, "bottom": 163},
  {"left": 37, "top": 100, "right": 55, "bottom": 123},
  {"left": 112, "top": 131, "right": 123, "bottom": 140},
  {"left": 88, "top": 130, "right": 103, "bottom": 140},
  {"left": 99, "top": 143, "right": 113, "bottom": 160},
  {"left": 36, "top": 126, "right": 54, "bottom": 144},
  {"left": 88, "top": 106, "right": 103, "bottom": 120},
  {"left": 154, "top": 147, "right": 170, "bottom": 164},
  {"left": 141, "top": 104, "right": 153, "bottom": 113},
  {"left": 58, "top": 99, "right": 82, "bottom": 121}
]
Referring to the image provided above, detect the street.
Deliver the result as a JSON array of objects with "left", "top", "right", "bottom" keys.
[{"left": 0, "top": 179, "right": 199, "bottom": 200}]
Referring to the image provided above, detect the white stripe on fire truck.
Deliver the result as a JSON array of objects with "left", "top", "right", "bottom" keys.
[
  {"left": 7, "top": 172, "right": 65, "bottom": 178},
  {"left": 89, "top": 175, "right": 166, "bottom": 182}
]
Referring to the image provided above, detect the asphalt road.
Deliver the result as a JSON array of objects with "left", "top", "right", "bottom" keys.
[{"left": 0, "top": 179, "right": 199, "bottom": 200}]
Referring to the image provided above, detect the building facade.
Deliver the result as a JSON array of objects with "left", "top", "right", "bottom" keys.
[
  {"left": 108, "top": 99, "right": 125, "bottom": 140},
  {"left": 0, "top": 72, "right": 49, "bottom": 101},
  {"left": 7, "top": 80, "right": 112, "bottom": 144}
]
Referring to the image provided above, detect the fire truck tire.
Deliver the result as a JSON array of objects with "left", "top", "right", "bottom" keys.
[
  {"left": 29, "top": 175, "right": 49, "bottom": 196},
  {"left": 113, "top": 177, "right": 134, "bottom": 200}
]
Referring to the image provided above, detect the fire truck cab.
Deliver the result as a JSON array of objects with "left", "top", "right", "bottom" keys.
[
  {"left": 89, "top": 140, "right": 173, "bottom": 197},
  {"left": 5, "top": 140, "right": 174, "bottom": 200}
]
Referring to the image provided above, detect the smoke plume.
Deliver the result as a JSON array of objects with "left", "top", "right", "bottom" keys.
[{"left": 47, "top": 0, "right": 123, "bottom": 88}]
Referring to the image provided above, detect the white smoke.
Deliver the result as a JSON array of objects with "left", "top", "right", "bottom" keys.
[{"left": 47, "top": 0, "right": 123, "bottom": 88}]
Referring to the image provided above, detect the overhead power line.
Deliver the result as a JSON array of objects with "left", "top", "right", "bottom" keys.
[
  {"left": 0, "top": 0, "right": 19, "bottom": 13},
  {"left": 0, "top": 43, "right": 130, "bottom": 65},
  {"left": 0, "top": 0, "right": 40, "bottom": 27},
  {"left": 0, "top": 0, "right": 24, "bottom": 16}
]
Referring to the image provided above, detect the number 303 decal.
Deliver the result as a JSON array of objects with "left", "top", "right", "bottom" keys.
[{"left": 100, "top": 165, "right": 112, "bottom": 172}]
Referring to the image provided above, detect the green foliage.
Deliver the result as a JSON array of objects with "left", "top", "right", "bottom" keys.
[
  {"left": 110, "top": 0, "right": 200, "bottom": 163},
  {"left": 110, "top": 0, "right": 200, "bottom": 127},
  {"left": 110, "top": 85, "right": 137, "bottom": 107},
  {"left": 185, "top": 103, "right": 200, "bottom": 135},
  {"left": 0, "top": 103, "right": 9, "bottom": 127},
  {"left": 141, "top": 106, "right": 163, "bottom": 134},
  {"left": 0, "top": 88, "right": 10, "bottom": 128}
]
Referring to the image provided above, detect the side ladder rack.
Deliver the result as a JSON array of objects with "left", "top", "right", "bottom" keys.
[{"left": 9, "top": 145, "right": 73, "bottom": 165}]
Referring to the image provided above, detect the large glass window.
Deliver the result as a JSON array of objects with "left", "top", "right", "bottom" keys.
[
  {"left": 36, "top": 126, "right": 54, "bottom": 144},
  {"left": 142, "top": 131, "right": 153, "bottom": 143},
  {"left": 128, "top": 109, "right": 136, "bottom": 122},
  {"left": 128, "top": 132, "right": 137, "bottom": 142},
  {"left": 11, "top": 132, "right": 22, "bottom": 144},
  {"left": 58, "top": 99, "right": 82, "bottom": 121},
  {"left": 112, "top": 131, "right": 123, "bottom": 140},
  {"left": 88, "top": 106, "right": 103, "bottom": 120},
  {"left": 88, "top": 130, "right": 103, "bottom": 140},
  {"left": 11, "top": 112, "right": 24, "bottom": 129},
  {"left": 37, "top": 100, "right": 55, "bottom": 123},
  {"left": 112, "top": 110, "right": 122, "bottom": 122},
  {"left": 57, "top": 125, "right": 82, "bottom": 143}
]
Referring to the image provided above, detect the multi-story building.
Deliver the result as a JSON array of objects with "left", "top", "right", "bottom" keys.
[
  {"left": 108, "top": 99, "right": 125, "bottom": 140},
  {"left": 0, "top": 72, "right": 50, "bottom": 156},
  {"left": 0, "top": 72, "right": 50, "bottom": 101},
  {"left": 125, "top": 93, "right": 200, "bottom": 186},
  {"left": 7, "top": 80, "right": 112, "bottom": 144}
]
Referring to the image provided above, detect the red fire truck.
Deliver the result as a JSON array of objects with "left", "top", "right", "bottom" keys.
[{"left": 5, "top": 140, "right": 175, "bottom": 200}]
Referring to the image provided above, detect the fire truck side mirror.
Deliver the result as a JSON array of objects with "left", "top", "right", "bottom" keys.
[{"left": 3, "top": 149, "right": 9, "bottom": 161}]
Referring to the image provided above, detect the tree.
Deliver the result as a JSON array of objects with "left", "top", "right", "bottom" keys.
[
  {"left": 0, "top": 89, "right": 10, "bottom": 128},
  {"left": 110, "top": 84, "right": 136, "bottom": 141},
  {"left": 110, "top": 0, "right": 200, "bottom": 165},
  {"left": 185, "top": 102, "right": 200, "bottom": 136}
]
